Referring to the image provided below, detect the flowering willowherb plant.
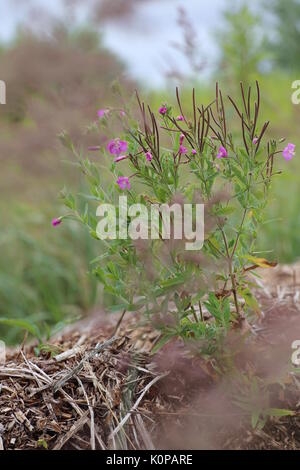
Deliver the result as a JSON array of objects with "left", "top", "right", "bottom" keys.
[{"left": 57, "top": 82, "right": 295, "bottom": 355}]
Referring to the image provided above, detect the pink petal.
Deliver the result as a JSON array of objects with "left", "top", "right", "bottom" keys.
[
  {"left": 52, "top": 218, "right": 62, "bottom": 227},
  {"left": 98, "top": 109, "right": 109, "bottom": 118}
]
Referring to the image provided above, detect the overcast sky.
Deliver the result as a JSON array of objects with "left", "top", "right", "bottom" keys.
[{"left": 0, "top": 0, "right": 237, "bottom": 87}]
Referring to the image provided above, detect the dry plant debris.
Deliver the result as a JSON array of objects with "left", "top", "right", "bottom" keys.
[
  {"left": 0, "top": 264, "right": 299, "bottom": 450},
  {"left": 0, "top": 328, "right": 164, "bottom": 450}
]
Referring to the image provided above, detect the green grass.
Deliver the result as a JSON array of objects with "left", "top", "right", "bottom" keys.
[{"left": 0, "top": 203, "right": 99, "bottom": 344}]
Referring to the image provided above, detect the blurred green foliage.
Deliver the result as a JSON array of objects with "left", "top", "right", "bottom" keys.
[
  {"left": 0, "top": 204, "right": 99, "bottom": 345},
  {"left": 217, "top": 4, "right": 266, "bottom": 86},
  {"left": 0, "top": 24, "right": 129, "bottom": 343},
  {"left": 266, "top": 0, "right": 300, "bottom": 72}
]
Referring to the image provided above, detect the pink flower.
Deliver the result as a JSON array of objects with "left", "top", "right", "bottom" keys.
[
  {"left": 114, "top": 155, "right": 128, "bottom": 163},
  {"left": 52, "top": 218, "right": 62, "bottom": 227},
  {"left": 179, "top": 133, "right": 185, "bottom": 144},
  {"left": 107, "top": 139, "right": 128, "bottom": 156},
  {"left": 145, "top": 151, "right": 153, "bottom": 162},
  {"left": 117, "top": 176, "right": 131, "bottom": 190},
  {"left": 159, "top": 105, "right": 167, "bottom": 115},
  {"left": 253, "top": 137, "right": 258, "bottom": 145},
  {"left": 98, "top": 109, "right": 109, "bottom": 118},
  {"left": 282, "top": 143, "right": 295, "bottom": 161},
  {"left": 120, "top": 110, "right": 126, "bottom": 117},
  {"left": 179, "top": 145, "right": 188, "bottom": 155},
  {"left": 192, "top": 149, "right": 197, "bottom": 155},
  {"left": 216, "top": 146, "right": 228, "bottom": 159},
  {"left": 176, "top": 115, "right": 184, "bottom": 121},
  {"left": 88, "top": 146, "right": 101, "bottom": 151}
]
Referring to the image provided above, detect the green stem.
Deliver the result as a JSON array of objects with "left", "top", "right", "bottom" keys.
[
  {"left": 220, "top": 226, "right": 240, "bottom": 318},
  {"left": 198, "top": 301, "right": 204, "bottom": 322}
]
